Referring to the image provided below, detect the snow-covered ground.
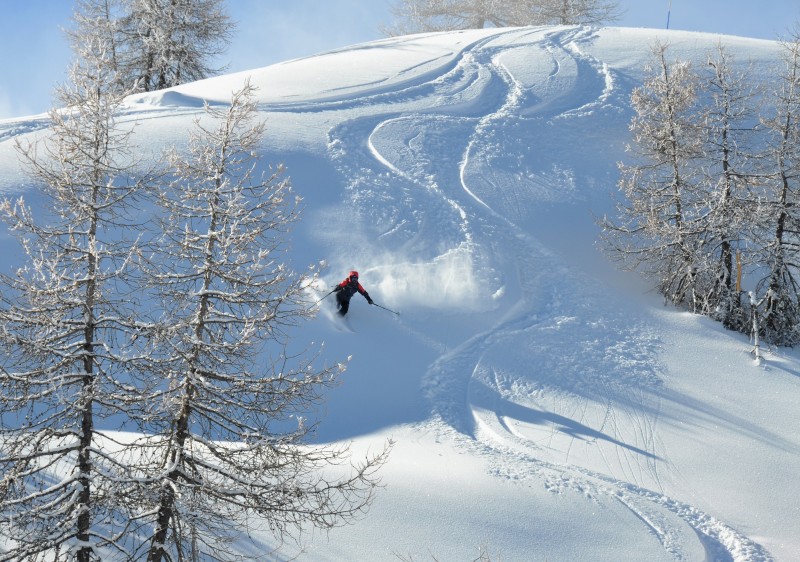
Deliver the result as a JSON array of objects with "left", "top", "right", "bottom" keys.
[{"left": 1, "top": 25, "right": 799, "bottom": 562}]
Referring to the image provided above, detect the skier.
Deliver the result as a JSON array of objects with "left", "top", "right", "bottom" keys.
[{"left": 334, "top": 270, "right": 373, "bottom": 316}]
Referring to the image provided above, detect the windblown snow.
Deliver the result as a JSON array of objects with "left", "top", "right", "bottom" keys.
[{"left": 1, "top": 25, "right": 799, "bottom": 562}]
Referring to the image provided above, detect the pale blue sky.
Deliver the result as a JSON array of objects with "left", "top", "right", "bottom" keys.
[{"left": 0, "top": 0, "right": 798, "bottom": 119}]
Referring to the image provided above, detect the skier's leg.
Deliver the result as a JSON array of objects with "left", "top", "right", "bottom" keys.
[{"left": 338, "top": 298, "right": 349, "bottom": 316}]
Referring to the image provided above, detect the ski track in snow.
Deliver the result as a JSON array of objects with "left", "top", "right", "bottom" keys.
[
  {"left": 326, "top": 26, "right": 772, "bottom": 562},
  {"left": 0, "top": 116, "right": 52, "bottom": 143}
]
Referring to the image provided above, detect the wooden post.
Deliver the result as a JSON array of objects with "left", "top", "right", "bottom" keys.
[{"left": 736, "top": 251, "right": 742, "bottom": 293}]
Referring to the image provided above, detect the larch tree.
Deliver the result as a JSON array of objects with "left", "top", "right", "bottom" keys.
[
  {"left": 0, "top": 30, "right": 150, "bottom": 562},
  {"left": 694, "top": 45, "right": 760, "bottom": 328},
  {"left": 67, "top": 0, "right": 130, "bottom": 94},
  {"left": 137, "top": 82, "right": 388, "bottom": 562},
  {"left": 383, "top": 0, "right": 621, "bottom": 35},
  {"left": 125, "top": 0, "right": 233, "bottom": 91},
  {"left": 534, "top": 0, "right": 623, "bottom": 25},
  {"left": 602, "top": 39, "right": 800, "bottom": 346},
  {"left": 753, "top": 34, "right": 800, "bottom": 345},
  {"left": 68, "top": 0, "right": 233, "bottom": 93},
  {"left": 600, "top": 43, "right": 707, "bottom": 310}
]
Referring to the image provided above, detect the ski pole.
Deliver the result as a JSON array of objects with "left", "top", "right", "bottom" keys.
[
  {"left": 317, "top": 288, "right": 336, "bottom": 303},
  {"left": 372, "top": 302, "right": 400, "bottom": 316},
  {"left": 306, "top": 288, "right": 336, "bottom": 312}
]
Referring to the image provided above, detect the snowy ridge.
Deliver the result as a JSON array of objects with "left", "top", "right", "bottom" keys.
[{"left": 0, "top": 26, "right": 798, "bottom": 561}]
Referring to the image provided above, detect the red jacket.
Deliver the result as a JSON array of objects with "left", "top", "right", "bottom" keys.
[{"left": 335, "top": 277, "right": 371, "bottom": 302}]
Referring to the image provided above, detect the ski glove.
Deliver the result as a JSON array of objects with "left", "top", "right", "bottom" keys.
[{"left": 367, "top": 297, "right": 374, "bottom": 305}]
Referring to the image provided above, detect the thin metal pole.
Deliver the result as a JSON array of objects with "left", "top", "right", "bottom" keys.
[
  {"left": 372, "top": 302, "right": 400, "bottom": 315},
  {"left": 666, "top": 0, "right": 672, "bottom": 29},
  {"left": 305, "top": 288, "right": 336, "bottom": 313}
]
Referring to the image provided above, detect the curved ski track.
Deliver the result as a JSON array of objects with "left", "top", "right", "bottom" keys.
[{"left": 326, "top": 26, "right": 772, "bottom": 562}]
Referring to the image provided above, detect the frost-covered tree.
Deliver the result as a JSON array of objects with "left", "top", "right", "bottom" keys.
[
  {"left": 384, "top": 0, "right": 621, "bottom": 35},
  {"left": 67, "top": 0, "right": 129, "bottom": 94},
  {"left": 68, "top": 0, "right": 233, "bottom": 93},
  {"left": 603, "top": 39, "right": 800, "bottom": 345},
  {"left": 753, "top": 35, "right": 800, "bottom": 345},
  {"left": 695, "top": 45, "right": 760, "bottom": 328},
  {"left": 137, "top": 82, "right": 388, "bottom": 561},
  {"left": 601, "top": 43, "right": 706, "bottom": 310},
  {"left": 534, "top": 0, "right": 623, "bottom": 25},
  {"left": 125, "top": 0, "right": 233, "bottom": 91},
  {"left": 0, "top": 31, "right": 149, "bottom": 562}
]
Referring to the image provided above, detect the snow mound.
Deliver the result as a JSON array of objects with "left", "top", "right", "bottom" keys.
[{"left": 127, "top": 89, "right": 211, "bottom": 108}]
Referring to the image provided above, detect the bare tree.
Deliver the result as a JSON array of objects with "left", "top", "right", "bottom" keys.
[
  {"left": 529, "top": 0, "right": 623, "bottom": 25},
  {"left": 603, "top": 39, "right": 800, "bottom": 346},
  {"left": 137, "top": 82, "right": 388, "bottom": 561},
  {"left": 126, "top": 0, "right": 233, "bottom": 91},
  {"left": 67, "top": 0, "right": 130, "bottom": 94},
  {"left": 694, "top": 44, "right": 760, "bottom": 328},
  {"left": 753, "top": 34, "right": 800, "bottom": 345},
  {"left": 68, "top": 0, "right": 234, "bottom": 93},
  {"left": 600, "top": 43, "right": 706, "bottom": 310},
  {"left": 384, "top": 0, "right": 621, "bottom": 35},
  {"left": 0, "top": 31, "right": 149, "bottom": 562}
]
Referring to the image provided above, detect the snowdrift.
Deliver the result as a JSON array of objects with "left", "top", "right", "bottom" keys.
[{"left": 0, "top": 25, "right": 798, "bottom": 562}]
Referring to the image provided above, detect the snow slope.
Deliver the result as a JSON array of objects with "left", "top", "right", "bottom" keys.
[{"left": 1, "top": 25, "right": 799, "bottom": 562}]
